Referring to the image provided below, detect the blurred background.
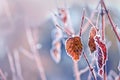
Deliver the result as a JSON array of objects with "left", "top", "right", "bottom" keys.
[{"left": 0, "top": 0, "right": 120, "bottom": 80}]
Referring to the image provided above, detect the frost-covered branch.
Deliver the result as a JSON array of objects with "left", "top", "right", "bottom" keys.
[
  {"left": 19, "top": 47, "right": 34, "bottom": 60},
  {"left": 7, "top": 50, "right": 17, "bottom": 80},
  {"left": 0, "top": 69, "right": 6, "bottom": 80},
  {"left": 26, "top": 28, "right": 46, "bottom": 80},
  {"left": 101, "top": 0, "right": 120, "bottom": 42},
  {"left": 13, "top": 50, "right": 24, "bottom": 80}
]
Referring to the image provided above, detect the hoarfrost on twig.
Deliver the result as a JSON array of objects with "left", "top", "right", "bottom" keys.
[
  {"left": 26, "top": 28, "right": 46, "bottom": 80},
  {"left": 13, "top": 50, "right": 24, "bottom": 80}
]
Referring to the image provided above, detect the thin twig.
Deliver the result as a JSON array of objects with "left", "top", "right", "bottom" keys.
[
  {"left": 82, "top": 52, "right": 96, "bottom": 80},
  {"left": 4, "top": 0, "right": 15, "bottom": 34},
  {"left": 19, "top": 47, "right": 34, "bottom": 60},
  {"left": 53, "top": 11, "right": 74, "bottom": 36},
  {"left": 64, "top": 9, "right": 75, "bottom": 34},
  {"left": 101, "top": 0, "right": 120, "bottom": 42},
  {"left": 79, "top": 9, "right": 85, "bottom": 36},
  {"left": 56, "top": 24, "right": 72, "bottom": 36},
  {"left": 79, "top": 66, "right": 89, "bottom": 76},
  {"left": 73, "top": 54, "right": 96, "bottom": 80},
  {"left": 101, "top": 9, "right": 105, "bottom": 40},
  {"left": 79, "top": 58, "right": 95, "bottom": 76},
  {"left": 7, "top": 50, "right": 17, "bottom": 80},
  {"left": 101, "top": 0, "right": 105, "bottom": 41},
  {"left": 100, "top": 0, "right": 106, "bottom": 79},
  {"left": 87, "top": 57, "right": 96, "bottom": 80},
  {"left": 82, "top": 10, "right": 97, "bottom": 34},
  {"left": 82, "top": 1, "right": 101, "bottom": 34},
  {"left": 26, "top": 28, "right": 46, "bottom": 80},
  {"left": 13, "top": 50, "right": 24, "bottom": 80},
  {"left": 84, "top": 16, "right": 96, "bottom": 28},
  {"left": 0, "top": 69, "right": 6, "bottom": 80}
]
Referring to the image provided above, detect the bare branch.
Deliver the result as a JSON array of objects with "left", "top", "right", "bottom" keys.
[
  {"left": 0, "top": 69, "right": 6, "bottom": 80},
  {"left": 79, "top": 66, "right": 89, "bottom": 76},
  {"left": 82, "top": 10, "right": 97, "bottom": 34},
  {"left": 101, "top": 0, "right": 120, "bottom": 42},
  {"left": 7, "top": 50, "right": 17, "bottom": 80},
  {"left": 79, "top": 58, "right": 96, "bottom": 76},
  {"left": 101, "top": 1, "right": 106, "bottom": 40},
  {"left": 26, "top": 28, "right": 46, "bottom": 80},
  {"left": 19, "top": 47, "right": 34, "bottom": 60},
  {"left": 79, "top": 8, "right": 85, "bottom": 36},
  {"left": 84, "top": 16, "right": 96, "bottom": 28},
  {"left": 13, "top": 50, "right": 24, "bottom": 80},
  {"left": 55, "top": 24, "right": 72, "bottom": 36},
  {"left": 82, "top": 52, "right": 96, "bottom": 80},
  {"left": 81, "top": 0, "right": 101, "bottom": 34}
]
